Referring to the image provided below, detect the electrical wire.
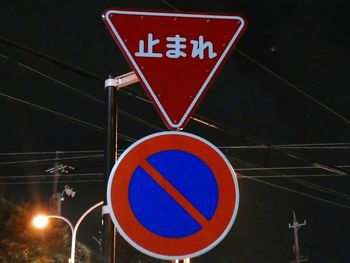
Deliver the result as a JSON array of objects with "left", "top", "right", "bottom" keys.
[
  {"left": 219, "top": 142, "right": 350, "bottom": 150},
  {"left": 2, "top": 26, "right": 349, "bottom": 135},
  {"left": 1, "top": 51, "right": 163, "bottom": 135},
  {"left": 2, "top": 56, "right": 348, "bottom": 202},
  {"left": 192, "top": 114, "right": 349, "bottom": 176},
  {"left": 224, "top": 153, "right": 350, "bottom": 205},
  {"left": 0, "top": 90, "right": 139, "bottom": 143},
  {"left": 0, "top": 150, "right": 103, "bottom": 156},
  {"left": 157, "top": 0, "right": 350, "bottom": 125},
  {"left": 0, "top": 53, "right": 104, "bottom": 105},
  {"left": 235, "top": 165, "right": 349, "bottom": 171},
  {"left": 110, "top": 87, "right": 349, "bottom": 175},
  {"left": 226, "top": 146, "right": 350, "bottom": 203},
  {"left": 237, "top": 174, "right": 340, "bottom": 178},
  {"left": 0, "top": 179, "right": 103, "bottom": 185},
  {"left": 0, "top": 91, "right": 104, "bottom": 132},
  {"left": 234, "top": 48, "right": 350, "bottom": 126},
  {"left": 0, "top": 172, "right": 341, "bottom": 181},
  {"left": 160, "top": 0, "right": 179, "bottom": 11},
  {"left": 268, "top": 142, "right": 350, "bottom": 147},
  {"left": 0, "top": 36, "right": 104, "bottom": 82},
  {"left": 119, "top": 109, "right": 164, "bottom": 132},
  {"left": 0, "top": 173, "right": 103, "bottom": 180},
  {"left": 0, "top": 154, "right": 103, "bottom": 165},
  {"left": 288, "top": 177, "right": 350, "bottom": 201},
  {"left": 2, "top": 37, "right": 346, "bottom": 177},
  {"left": 239, "top": 174, "right": 350, "bottom": 210},
  {"left": 118, "top": 133, "right": 137, "bottom": 143},
  {"left": 1, "top": 35, "right": 349, "bottom": 206}
]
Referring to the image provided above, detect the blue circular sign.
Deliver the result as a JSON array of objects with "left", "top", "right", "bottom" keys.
[{"left": 129, "top": 150, "right": 219, "bottom": 238}]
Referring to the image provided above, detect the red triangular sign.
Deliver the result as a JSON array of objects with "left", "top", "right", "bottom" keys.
[{"left": 103, "top": 9, "right": 247, "bottom": 130}]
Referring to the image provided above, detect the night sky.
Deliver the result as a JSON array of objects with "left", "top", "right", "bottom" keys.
[{"left": 0, "top": 0, "right": 349, "bottom": 262}]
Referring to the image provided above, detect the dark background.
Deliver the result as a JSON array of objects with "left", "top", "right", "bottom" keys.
[{"left": 0, "top": 0, "right": 349, "bottom": 262}]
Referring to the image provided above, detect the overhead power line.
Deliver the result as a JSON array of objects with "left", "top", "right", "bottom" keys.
[
  {"left": 219, "top": 142, "right": 350, "bottom": 150},
  {"left": 157, "top": 0, "right": 350, "bottom": 126},
  {"left": 3, "top": 35, "right": 346, "bottom": 176},
  {"left": 1, "top": 52, "right": 163, "bottom": 136},
  {"left": 235, "top": 165, "right": 350, "bottom": 171},
  {"left": 0, "top": 179, "right": 103, "bottom": 185},
  {"left": 237, "top": 174, "right": 340, "bottom": 178},
  {"left": 268, "top": 142, "right": 350, "bottom": 147},
  {"left": 1, "top": 51, "right": 164, "bottom": 134},
  {"left": 0, "top": 91, "right": 139, "bottom": 143},
  {"left": 0, "top": 150, "right": 103, "bottom": 156},
  {"left": 0, "top": 36, "right": 104, "bottom": 82},
  {"left": 235, "top": 49, "right": 350, "bottom": 126},
  {"left": 225, "top": 153, "right": 350, "bottom": 205},
  {"left": 2, "top": 31, "right": 349, "bottom": 138},
  {"left": 2, "top": 35, "right": 349, "bottom": 204},
  {"left": 0, "top": 154, "right": 103, "bottom": 165},
  {"left": 0, "top": 91, "right": 104, "bottom": 132},
  {"left": 2, "top": 57, "right": 346, "bottom": 176},
  {"left": 2, "top": 33, "right": 348, "bottom": 143},
  {"left": 289, "top": 177, "right": 350, "bottom": 201},
  {"left": 239, "top": 174, "right": 350, "bottom": 210},
  {"left": 160, "top": 0, "right": 179, "bottom": 10},
  {"left": 192, "top": 114, "right": 349, "bottom": 176},
  {"left": 119, "top": 109, "right": 164, "bottom": 132},
  {"left": 0, "top": 173, "right": 103, "bottom": 180},
  {"left": 0, "top": 172, "right": 340, "bottom": 181},
  {"left": 0, "top": 53, "right": 104, "bottom": 105}
]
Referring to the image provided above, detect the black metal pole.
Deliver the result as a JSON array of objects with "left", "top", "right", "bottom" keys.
[{"left": 103, "top": 76, "right": 116, "bottom": 263}]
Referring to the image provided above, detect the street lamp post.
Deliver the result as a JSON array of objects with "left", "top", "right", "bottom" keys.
[{"left": 33, "top": 201, "right": 103, "bottom": 263}]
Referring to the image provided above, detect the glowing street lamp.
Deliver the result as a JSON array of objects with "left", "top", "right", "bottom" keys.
[
  {"left": 32, "top": 214, "right": 49, "bottom": 229},
  {"left": 32, "top": 201, "right": 103, "bottom": 263}
]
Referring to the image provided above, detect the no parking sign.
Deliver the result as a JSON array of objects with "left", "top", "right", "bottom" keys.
[{"left": 107, "top": 132, "right": 239, "bottom": 260}]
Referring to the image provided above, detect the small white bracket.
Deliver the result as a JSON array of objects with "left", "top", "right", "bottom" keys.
[
  {"left": 104, "top": 71, "right": 139, "bottom": 89},
  {"left": 105, "top": 78, "right": 120, "bottom": 88},
  {"left": 102, "top": 205, "right": 110, "bottom": 216}
]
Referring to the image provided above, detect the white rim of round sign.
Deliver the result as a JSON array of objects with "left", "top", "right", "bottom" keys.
[{"left": 107, "top": 131, "right": 239, "bottom": 260}]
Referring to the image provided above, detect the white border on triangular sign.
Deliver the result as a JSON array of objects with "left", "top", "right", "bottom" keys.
[{"left": 104, "top": 10, "right": 246, "bottom": 129}]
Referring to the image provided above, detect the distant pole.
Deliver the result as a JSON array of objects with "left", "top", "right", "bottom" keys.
[
  {"left": 50, "top": 152, "right": 61, "bottom": 215},
  {"left": 103, "top": 75, "right": 117, "bottom": 263},
  {"left": 289, "top": 211, "right": 308, "bottom": 263},
  {"left": 48, "top": 152, "right": 74, "bottom": 215},
  {"left": 53, "top": 151, "right": 59, "bottom": 195}
]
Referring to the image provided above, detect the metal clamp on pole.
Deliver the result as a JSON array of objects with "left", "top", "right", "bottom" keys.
[
  {"left": 104, "top": 72, "right": 139, "bottom": 90},
  {"left": 105, "top": 78, "right": 120, "bottom": 88},
  {"left": 102, "top": 205, "right": 110, "bottom": 216}
]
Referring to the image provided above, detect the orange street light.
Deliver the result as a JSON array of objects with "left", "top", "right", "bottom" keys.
[
  {"left": 32, "top": 201, "right": 103, "bottom": 263},
  {"left": 32, "top": 214, "right": 49, "bottom": 229}
]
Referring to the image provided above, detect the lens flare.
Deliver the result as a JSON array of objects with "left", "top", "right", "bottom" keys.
[{"left": 32, "top": 215, "right": 49, "bottom": 229}]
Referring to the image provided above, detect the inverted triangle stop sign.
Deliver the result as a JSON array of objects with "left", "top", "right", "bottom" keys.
[{"left": 103, "top": 9, "right": 247, "bottom": 130}]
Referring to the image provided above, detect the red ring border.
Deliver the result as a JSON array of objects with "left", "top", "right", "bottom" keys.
[{"left": 107, "top": 131, "right": 239, "bottom": 260}]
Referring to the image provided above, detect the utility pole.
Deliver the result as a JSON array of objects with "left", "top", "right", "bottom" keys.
[
  {"left": 49, "top": 151, "right": 61, "bottom": 215},
  {"left": 47, "top": 151, "right": 75, "bottom": 215},
  {"left": 289, "top": 211, "right": 308, "bottom": 263}
]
